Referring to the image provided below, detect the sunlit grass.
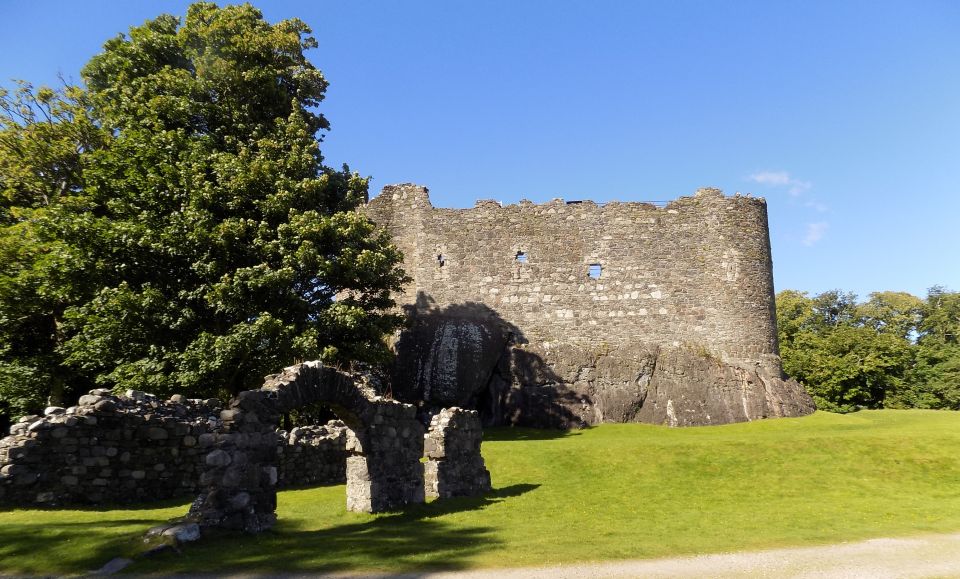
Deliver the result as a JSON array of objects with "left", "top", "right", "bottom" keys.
[{"left": 2, "top": 410, "right": 959, "bottom": 574}]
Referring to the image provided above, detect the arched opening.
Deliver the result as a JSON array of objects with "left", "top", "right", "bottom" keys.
[{"left": 187, "top": 362, "right": 426, "bottom": 532}]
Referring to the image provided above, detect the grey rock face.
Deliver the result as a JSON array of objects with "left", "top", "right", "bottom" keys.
[
  {"left": 394, "top": 315, "right": 507, "bottom": 407},
  {"left": 393, "top": 315, "right": 813, "bottom": 428},
  {"left": 633, "top": 348, "right": 814, "bottom": 426}
]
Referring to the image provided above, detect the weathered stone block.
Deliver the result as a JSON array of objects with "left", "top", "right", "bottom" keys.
[{"left": 205, "top": 450, "right": 232, "bottom": 468}]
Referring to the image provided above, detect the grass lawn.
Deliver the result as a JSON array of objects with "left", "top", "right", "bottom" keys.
[{"left": 2, "top": 409, "right": 960, "bottom": 575}]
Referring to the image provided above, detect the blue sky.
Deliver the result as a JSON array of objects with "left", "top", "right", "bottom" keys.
[{"left": 2, "top": 1, "right": 958, "bottom": 300}]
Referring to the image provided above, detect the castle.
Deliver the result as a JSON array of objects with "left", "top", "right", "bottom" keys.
[{"left": 366, "top": 184, "right": 814, "bottom": 427}]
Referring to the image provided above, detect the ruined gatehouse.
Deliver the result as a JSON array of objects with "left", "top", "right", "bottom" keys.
[{"left": 366, "top": 184, "right": 814, "bottom": 427}]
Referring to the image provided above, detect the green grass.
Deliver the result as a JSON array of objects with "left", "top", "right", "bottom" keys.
[{"left": 2, "top": 410, "right": 960, "bottom": 575}]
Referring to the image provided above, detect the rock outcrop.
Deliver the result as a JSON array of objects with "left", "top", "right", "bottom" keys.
[{"left": 394, "top": 315, "right": 814, "bottom": 428}]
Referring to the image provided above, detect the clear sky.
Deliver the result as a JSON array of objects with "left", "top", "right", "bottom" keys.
[{"left": 2, "top": 1, "right": 958, "bottom": 300}]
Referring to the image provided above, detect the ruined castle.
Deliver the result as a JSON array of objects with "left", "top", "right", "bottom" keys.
[
  {"left": 0, "top": 183, "right": 813, "bottom": 522},
  {"left": 367, "top": 184, "right": 814, "bottom": 427}
]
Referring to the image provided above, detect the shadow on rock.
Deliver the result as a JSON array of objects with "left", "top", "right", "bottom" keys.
[{"left": 393, "top": 292, "right": 591, "bottom": 429}]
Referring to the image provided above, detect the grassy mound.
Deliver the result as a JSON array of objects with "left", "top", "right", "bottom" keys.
[{"left": 2, "top": 410, "right": 959, "bottom": 574}]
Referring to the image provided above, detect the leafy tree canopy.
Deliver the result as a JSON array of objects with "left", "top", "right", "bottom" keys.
[
  {"left": 777, "top": 287, "right": 960, "bottom": 413},
  {"left": 0, "top": 2, "right": 407, "bottom": 423}
]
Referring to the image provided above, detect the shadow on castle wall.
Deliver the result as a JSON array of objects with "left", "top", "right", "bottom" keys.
[{"left": 392, "top": 292, "right": 591, "bottom": 429}]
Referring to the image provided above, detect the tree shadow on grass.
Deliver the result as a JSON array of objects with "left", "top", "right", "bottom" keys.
[
  {"left": 483, "top": 425, "right": 588, "bottom": 442},
  {"left": 0, "top": 495, "right": 192, "bottom": 514},
  {"left": 130, "top": 483, "right": 541, "bottom": 575},
  {"left": 0, "top": 517, "right": 165, "bottom": 575}
]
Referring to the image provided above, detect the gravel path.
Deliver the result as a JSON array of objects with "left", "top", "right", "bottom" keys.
[{"left": 327, "top": 532, "right": 960, "bottom": 579}]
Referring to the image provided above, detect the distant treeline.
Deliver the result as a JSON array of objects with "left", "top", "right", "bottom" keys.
[{"left": 776, "top": 287, "right": 959, "bottom": 412}]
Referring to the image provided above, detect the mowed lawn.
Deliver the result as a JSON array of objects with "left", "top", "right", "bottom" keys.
[{"left": 2, "top": 410, "right": 960, "bottom": 575}]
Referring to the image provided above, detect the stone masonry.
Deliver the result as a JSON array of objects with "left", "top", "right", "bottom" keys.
[
  {"left": 0, "top": 390, "right": 348, "bottom": 507},
  {"left": 0, "top": 367, "right": 497, "bottom": 535},
  {"left": 277, "top": 421, "right": 348, "bottom": 488},
  {"left": 366, "top": 184, "right": 815, "bottom": 427},
  {"left": 343, "top": 402, "right": 425, "bottom": 513},
  {"left": 424, "top": 408, "right": 491, "bottom": 499},
  {"left": 0, "top": 389, "right": 220, "bottom": 505},
  {"left": 188, "top": 362, "right": 425, "bottom": 533}
]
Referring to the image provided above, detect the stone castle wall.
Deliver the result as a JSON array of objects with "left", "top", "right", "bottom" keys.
[
  {"left": 0, "top": 390, "right": 219, "bottom": 505},
  {"left": 366, "top": 184, "right": 778, "bottom": 365},
  {"left": 365, "top": 184, "right": 815, "bottom": 427}
]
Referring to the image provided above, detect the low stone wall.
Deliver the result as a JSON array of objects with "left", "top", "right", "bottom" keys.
[
  {"left": 278, "top": 421, "right": 348, "bottom": 487},
  {"left": 424, "top": 407, "right": 491, "bottom": 499},
  {"left": 0, "top": 390, "right": 350, "bottom": 506},
  {"left": 0, "top": 389, "right": 221, "bottom": 505}
]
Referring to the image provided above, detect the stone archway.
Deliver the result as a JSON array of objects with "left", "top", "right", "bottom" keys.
[{"left": 187, "top": 362, "right": 425, "bottom": 532}]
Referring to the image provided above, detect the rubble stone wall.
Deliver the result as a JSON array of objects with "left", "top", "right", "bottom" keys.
[
  {"left": 188, "top": 362, "right": 425, "bottom": 533},
  {"left": 0, "top": 390, "right": 220, "bottom": 505},
  {"left": 277, "top": 422, "right": 348, "bottom": 488},
  {"left": 424, "top": 408, "right": 491, "bottom": 499},
  {"left": 0, "top": 391, "right": 348, "bottom": 506},
  {"left": 344, "top": 401, "right": 426, "bottom": 513}
]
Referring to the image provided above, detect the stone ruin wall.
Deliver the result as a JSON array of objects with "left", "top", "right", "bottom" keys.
[
  {"left": 366, "top": 184, "right": 815, "bottom": 427},
  {"left": 424, "top": 407, "right": 492, "bottom": 499},
  {"left": 1, "top": 366, "right": 493, "bottom": 535},
  {"left": 0, "top": 389, "right": 347, "bottom": 506},
  {"left": 189, "top": 362, "right": 490, "bottom": 531},
  {"left": 277, "top": 422, "right": 348, "bottom": 488},
  {"left": 367, "top": 184, "right": 778, "bottom": 364}
]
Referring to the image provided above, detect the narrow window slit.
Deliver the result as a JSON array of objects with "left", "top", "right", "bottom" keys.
[
  {"left": 515, "top": 251, "right": 528, "bottom": 264},
  {"left": 588, "top": 263, "right": 602, "bottom": 279}
]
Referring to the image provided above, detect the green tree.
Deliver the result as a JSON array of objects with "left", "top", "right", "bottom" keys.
[
  {"left": 0, "top": 3, "right": 408, "bottom": 421},
  {"left": 0, "top": 82, "right": 107, "bottom": 421},
  {"left": 895, "top": 287, "right": 960, "bottom": 409},
  {"left": 776, "top": 289, "right": 915, "bottom": 412},
  {"left": 918, "top": 286, "right": 960, "bottom": 346},
  {"left": 857, "top": 291, "right": 924, "bottom": 341}
]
